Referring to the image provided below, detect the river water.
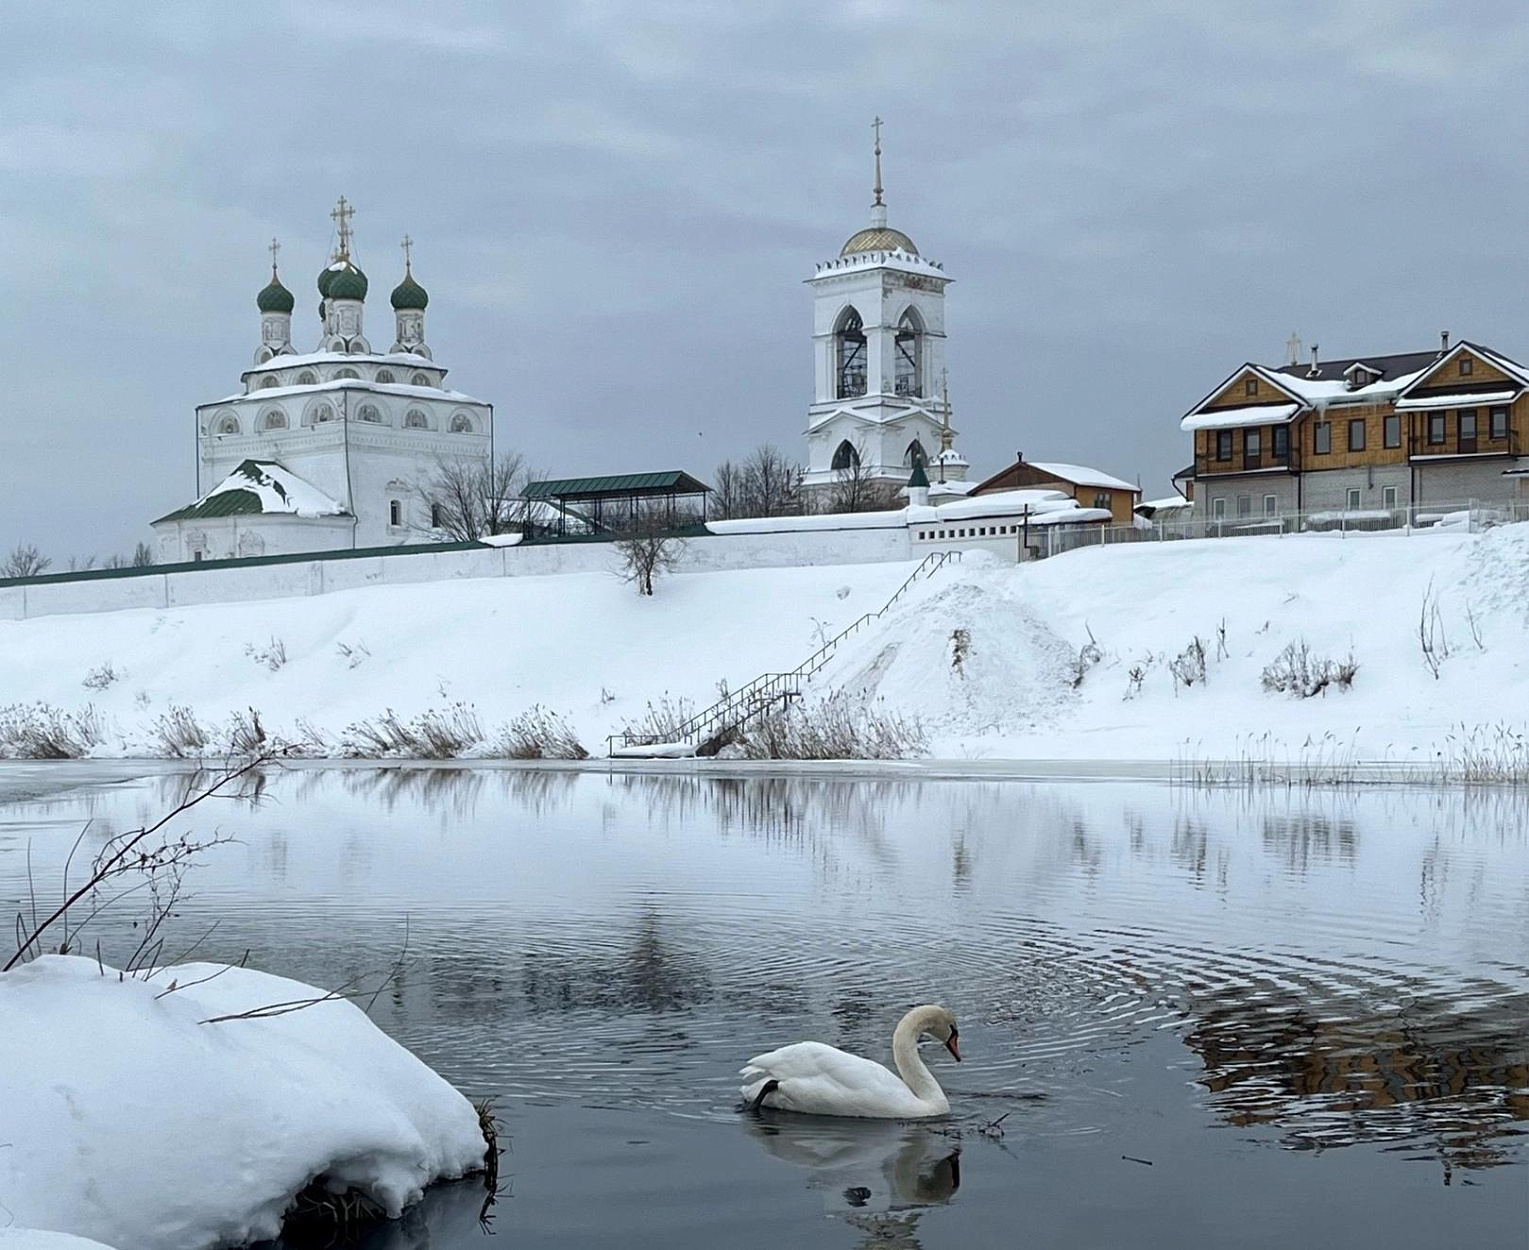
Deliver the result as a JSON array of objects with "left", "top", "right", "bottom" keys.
[{"left": 1, "top": 764, "right": 1525, "bottom": 1248}]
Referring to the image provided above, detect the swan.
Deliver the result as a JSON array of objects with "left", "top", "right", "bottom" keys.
[{"left": 740, "top": 1005, "right": 961, "bottom": 1118}]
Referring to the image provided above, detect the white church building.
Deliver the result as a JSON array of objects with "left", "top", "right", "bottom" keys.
[
  {"left": 153, "top": 199, "right": 493, "bottom": 562},
  {"left": 803, "top": 123, "right": 968, "bottom": 497}
]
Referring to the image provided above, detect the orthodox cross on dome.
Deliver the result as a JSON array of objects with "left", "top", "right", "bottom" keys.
[
  {"left": 400, "top": 233, "right": 413, "bottom": 272},
  {"left": 872, "top": 115, "right": 884, "bottom": 208},
  {"left": 330, "top": 195, "right": 355, "bottom": 260},
  {"left": 268, "top": 236, "right": 281, "bottom": 274}
]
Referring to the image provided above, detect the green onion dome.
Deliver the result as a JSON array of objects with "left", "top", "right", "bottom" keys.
[
  {"left": 319, "top": 259, "right": 368, "bottom": 301},
  {"left": 257, "top": 270, "right": 295, "bottom": 314},
  {"left": 390, "top": 269, "right": 429, "bottom": 310}
]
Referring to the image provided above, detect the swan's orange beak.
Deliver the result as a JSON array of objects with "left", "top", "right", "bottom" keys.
[{"left": 946, "top": 1033, "right": 962, "bottom": 1062}]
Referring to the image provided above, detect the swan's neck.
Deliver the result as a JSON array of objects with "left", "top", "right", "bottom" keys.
[{"left": 891, "top": 1011, "right": 946, "bottom": 1107}]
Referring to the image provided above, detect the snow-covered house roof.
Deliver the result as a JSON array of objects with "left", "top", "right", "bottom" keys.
[
  {"left": 1181, "top": 402, "right": 1302, "bottom": 432},
  {"left": 153, "top": 461, "right": 348, "bottom": 524},
  {"left": 1021, "top": 461, "right": 1139, "bottom": 493}
]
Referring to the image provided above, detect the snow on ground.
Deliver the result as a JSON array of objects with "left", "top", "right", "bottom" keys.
[
  {"left": 0, "top": 955, "right": 484, "bottom": 1250},
  {"left": 1, "top": 526, "right": 1526, "bottom": 761},
  {"left": 0, "top": 1233, "right": 120, "bottom": 1250}
]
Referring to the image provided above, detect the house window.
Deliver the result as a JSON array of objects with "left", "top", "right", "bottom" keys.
[
  {"left": 835, "top": 308, "right": 867, "bottom": 399},
  {"left": 1314, "top": 421, "right": 1331, "bottom": 454},
  {"left": 389, "top": 499, "right": 403, "bottom": 527},
  {"left": 1263, "top": 494, "right": 1278, "bottom": 518},
  {"left": 1272, "top": 427, "right": 1289, "bottom": 461},
  {"left": 1243, "top": 429, "right": 1261, "bottom": 464},
  {"left": 1384, "top": 414, "right": 1401, "bottom": 448},
  {"left": 1428, "top": 414, "right": 1446, "bottom": 445},
  {"left": 376, "top": 369, "right": 395, "bottom": 383},
  {"left": 1211, "top": 498, "right": 1226, "bottom": 520},
  {"left": 1346, "top": 487, "right": 1361, "bottom": 510},
  {"left": 1459, "top": 409, "right": 1477, "bottom": 452},
  {"left": 1382, "top": 485, "right": 1398, "bottom": 509},
  {"left": 1459, "top": 357, "right": 1473, "bottom": 376},
  {"left": 1348, "top": 418, "right": 1366, "bottom": 452},
  {"left": 1216, "top": 430, "right": 1233, "bottom": 461},
  {"left": 1244, "top": 378, "right": 1258, "bottom": 397},
  {"left": 1490, "top": 406, "right": 1509, "bottom": 440},
  {"left": 1092, "top": 492, "right": 1111, "bottom": 511},
  {"left": 1236, "top": 495, "right": 1251, "bottom": 518}
]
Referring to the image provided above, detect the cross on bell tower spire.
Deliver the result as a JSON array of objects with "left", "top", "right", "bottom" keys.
[
  {"left": 870, "top": 116, "right": 887, "bottom": 228},
  {"left": 331, "top": 195, "right": 354, "bottom": 261}
]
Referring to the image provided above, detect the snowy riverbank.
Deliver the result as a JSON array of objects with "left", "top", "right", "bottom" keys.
[
  {"left": 0, "top": 956, "right": 486, "bottom": 1250},
  {"left": 0, "top": 525, "right": 1525, "bottom": 764}
]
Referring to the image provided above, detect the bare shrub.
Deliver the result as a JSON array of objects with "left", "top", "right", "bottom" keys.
[
  {"left": 620, "top": 695, "right": 696, "bottom": 742},
  {"left": 1169, "top": 637, "right": 1208, "bottom": 692},
  {"left": 245, "top": 637, "right": 288, "bottom": 671},
  {"left": 613, "top": 506, "right": 684, "bottom": 596},
  {"left": 340, "top": 703, "right": 484, "bottom": 758},
  {"left": 950, "top": 628, "right": 972, "bottom": 675},
  {"left": 1418, "top": 579, "right": 1450, "bottom": 680},
  {"left": 1069, "top": 625, "right": 1102, "bottom": 689},
  {"left": 737, "top": 692, "right": 926, "bottom": 760},
  {"left": 336, "top": 640, "right": 370, "bottom": 669},
  {"left": 83, "top": 661, "right": 123, "bottom": 691},
  {"left": 0, "top": 703, "right": 106, "bottom": 759},
  {"left": 223, "top": 707, "right": 269, "bottom": 756},
  {"left": 1261, "top": 641, "right": 1359, "bottom": 699},
  {"left": 1123, "top": 656, "right": 1154, "bottom": 701},
  {"left": 489, "top": 706, "right": 588, "bottom": 759},
  {"left": 150, "top": 705, "right": 210, "bottom": 758},
  {"left": 289, "top": 717, "right": 333, "bottom": 757}
]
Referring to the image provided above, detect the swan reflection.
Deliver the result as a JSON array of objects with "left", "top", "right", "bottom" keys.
[{"left": 747, "top": 1118, "right": 959, "bottom": 1246}]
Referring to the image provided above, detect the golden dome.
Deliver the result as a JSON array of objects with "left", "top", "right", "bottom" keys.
[{"left": 841, "top": 226, "right": 918, "bottom": 257}]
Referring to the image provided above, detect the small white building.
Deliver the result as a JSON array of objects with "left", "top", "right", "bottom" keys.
[
  {"left": 154, "top": 200, "right": 494, "bottom": 562},
  {"left": 803, "top": 126, "right": 959, "bottom": 497}
]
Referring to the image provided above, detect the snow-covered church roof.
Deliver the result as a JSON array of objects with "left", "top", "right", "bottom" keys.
[{"left": 153, "top": 460, "right": 348, "bottom": 524}]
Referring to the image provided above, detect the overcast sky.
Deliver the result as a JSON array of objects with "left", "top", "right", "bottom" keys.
[{"left": 2, "top": 0, "right": 1525, "bottom": 560}]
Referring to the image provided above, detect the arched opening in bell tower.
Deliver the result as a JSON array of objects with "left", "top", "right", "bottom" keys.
[{"left": 835, "top": 308, "right": 867, "bottom": 399}]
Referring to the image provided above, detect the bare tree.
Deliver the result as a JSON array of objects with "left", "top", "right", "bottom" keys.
[
  {"left": 2, "top": 543, "right": 51, "bottom": 578},
  {"left": 826, "top": 443, "right": 902, "bottom": 514},
  {"left": 417, "top": 452, "right": 534, "bottom": 541},
  {"left": 132, "top": 540, "right": 156, "bottom": 567},
  {"left": 614, "top": 503, "right": 684, "bottom": 596},
  {"left": 712, "top": 444, "right": 805, "bottom": 520}
]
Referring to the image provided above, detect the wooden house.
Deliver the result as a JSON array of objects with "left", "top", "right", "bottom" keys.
[{"left": 973, "top": 456, "right": 1140, "bottom": 524}]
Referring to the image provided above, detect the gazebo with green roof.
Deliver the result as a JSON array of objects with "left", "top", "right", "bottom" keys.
[{"left": 522, "top": 470, "right": 712, "bottom": 538}]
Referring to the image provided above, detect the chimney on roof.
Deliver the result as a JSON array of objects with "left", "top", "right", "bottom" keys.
[
  {"left": 1307, "top": 343, "right": 1321, "bottom": 379},
  {"left": 1015, "top": 450, "right": 1024, "bottom": 463},
  {"left": 1440, "top": 329, "right": 1450, "bottom": 355},
  {"left": 1285, "top": 332, "right": 1302, "bottom": 367}
]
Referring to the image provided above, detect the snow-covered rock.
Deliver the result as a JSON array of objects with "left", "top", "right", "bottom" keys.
[{"left": 0, "top": 956, "right": 484, "bottom": 1250}]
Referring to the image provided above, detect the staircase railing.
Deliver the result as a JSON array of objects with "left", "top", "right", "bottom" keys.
[{"left": 606, "top": 550, "right": 962, "bottom": 755}]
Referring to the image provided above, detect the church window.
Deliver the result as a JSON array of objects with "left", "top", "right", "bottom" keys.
[
  {"left": 835, "top": 308, "right": 867, "bottom": 399},
  {"left": 894, "top": 309, "right": 922, "bottom": 397},
  {"left": 411, "top": 372, "right": 431, "bottom": 387},
  {"left": 215, "top": 414, "right": 240, "bottom": 435},
  {"left": 430, "top": 503, "right": 443, "bottom": 529},
  {"left": 334, "top": 367, "right": 360, "bottom": 380},
  {"left": 449, "top": 413, "right": 474, "bottom": 434},
  {"left": 357, "top": 404, "right": 383, "bottom": 423},
  {"left": 389, "top": 499, "right": 403, "bottom": 528},
  {"left": 260, "top": 409, "right": 288, "bottom": 431},
  {"left": 404, "top": 408, "right": 430, "bottom": 429},
  {"left": 831, "top": 440, "right": 860, "bottom": 472},
  {"left": 297, "top": 371, "right": 318, "bottom": 385},
  {"left": 259, "top": 375, "right": 278, "bottom": 389},
  {"left": 312, "top": 403, "right": 335, "bottom": 424},
  {"left": 903, "top": 439, "right": 928, "bottom": 469},
  {"left": 376, "top": 369, "right": 395, "bottom": 383}
]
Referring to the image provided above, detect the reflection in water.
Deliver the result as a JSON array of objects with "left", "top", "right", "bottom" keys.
[
  {"left": 748, "top": 1119, "right": 959, "bottom": 1249},
  {"left": 1183, "top": 979, "right": 1529, "bottom": 1177}
]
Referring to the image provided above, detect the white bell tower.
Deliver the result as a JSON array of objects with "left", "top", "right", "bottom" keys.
[{"left": 803, "top": 119, "right": 954, "bottom": 499}]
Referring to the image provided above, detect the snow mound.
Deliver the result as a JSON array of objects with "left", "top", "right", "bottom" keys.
[
  {"left": 822, "top": 578, "right": 1077, "bottom": 738},
  {"left": 0, "top": 956, "right": 484, "bottom": 1250}
]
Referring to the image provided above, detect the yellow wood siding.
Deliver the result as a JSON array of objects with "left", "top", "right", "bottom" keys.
[
  {"left": 1302, "top": 404, "right": 1406, "bottom": 469},
  {"left": 1409, "top": 349, "right": 1513, "bottom": 392},
  {"left": 1203, "top": 368, "right": 1289, "bottom": 409}
]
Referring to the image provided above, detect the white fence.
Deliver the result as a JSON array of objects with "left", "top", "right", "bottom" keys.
[{"left": 1037, "top": 499, "right": 1529, "bottom": 559}]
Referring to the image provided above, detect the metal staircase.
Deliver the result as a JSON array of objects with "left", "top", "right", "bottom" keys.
[{"left": 606, "top": 550, "right": 963, "bottom": 756}]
